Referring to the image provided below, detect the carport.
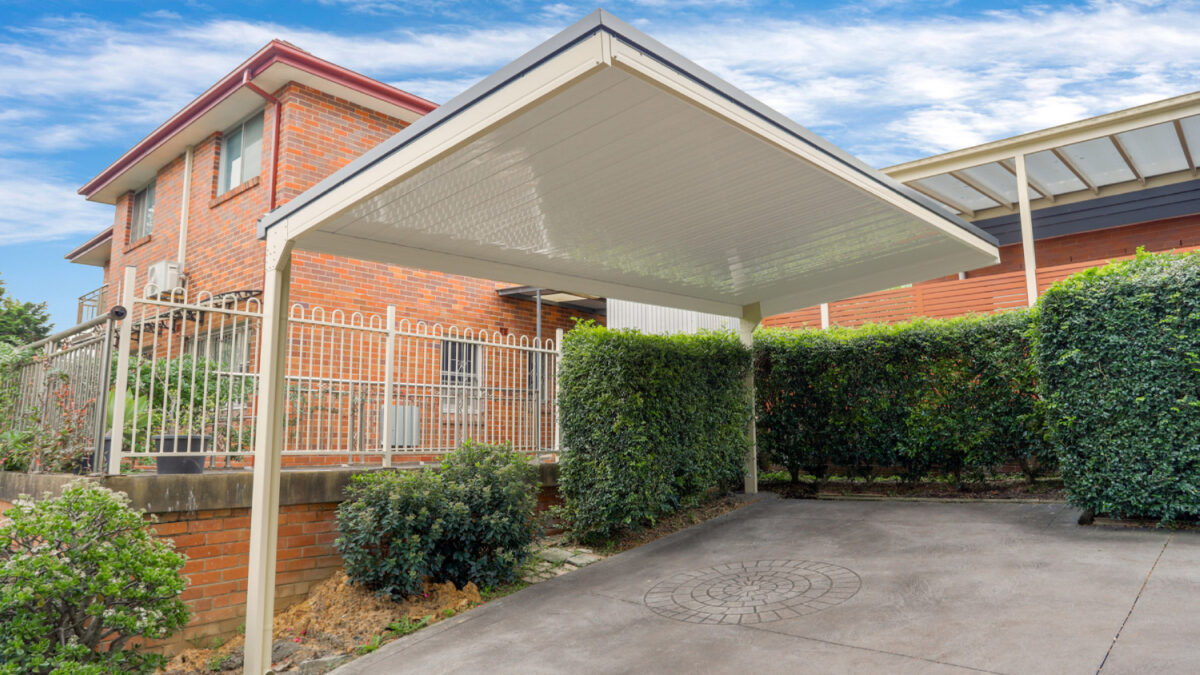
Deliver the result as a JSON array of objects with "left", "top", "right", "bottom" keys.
[{"left": 244, "top": 10, "right": 999, "bottom": 673}]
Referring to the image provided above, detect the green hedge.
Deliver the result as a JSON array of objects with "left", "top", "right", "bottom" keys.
[
  {"left": 755, "top": 310, "right": 1051, "bottom": 484},
  {"left": 1034, "top": 251, "right": 1200, "bottom": 522},
  {"left": 558, "top": 324, "right": 751, "bottom": 540},
  {"left": 335, "top": 442, "right": 538, "bottom": 599}
]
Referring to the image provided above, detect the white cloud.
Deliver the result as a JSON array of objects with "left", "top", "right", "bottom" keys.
[
  {"left": 0, "top": 159, "right": 111, "bottom": 246},
  {"left": 3, "top": 0, "right": 1200, "bottom": 246}
]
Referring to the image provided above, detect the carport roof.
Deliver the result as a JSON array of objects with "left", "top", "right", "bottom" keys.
[{"left": 258, "top": 9, "right": 999, "bottom": 317}]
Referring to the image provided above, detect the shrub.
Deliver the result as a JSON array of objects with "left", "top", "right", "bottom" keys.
[
  {"left": 557, "top": 324, "right": 751, "bottom": 540},
  {"left": 1034, "top": 250, "right": 1200, "bottom": 522},
  {"left": 0, "top": 481, "right": 190, "bottom": 674},
  {"left": 755, "top": 310, "right": 1051, "bottom": 485},
  {"left": 336, "top": 442, "right": 538, "bottom": 600}
]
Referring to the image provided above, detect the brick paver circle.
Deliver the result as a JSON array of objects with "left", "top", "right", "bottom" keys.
[{"left": 643, "top": 560, "right": 861, "bottom": 625}]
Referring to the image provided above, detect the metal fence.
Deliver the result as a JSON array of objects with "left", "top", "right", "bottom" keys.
[
  {"left": 4, "top": 272, "right": 561, "bottom": 474},
  {"left": 3, "top": 312, "right": 118, "bottom": 472},
  {"left": 283, "top": 305, "right": 559, "bottom": 458}
]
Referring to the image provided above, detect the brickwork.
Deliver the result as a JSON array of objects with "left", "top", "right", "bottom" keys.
[
  {"left": 764, "top": 214, "right": 1200, "bottom": 329},
  {"left": 133, "top": 503, "right": 339, "bottom": 654}
]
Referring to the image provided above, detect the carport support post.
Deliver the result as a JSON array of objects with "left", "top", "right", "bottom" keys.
[
  {"left": 245, "top": 230, "right": 293, "bottom": 675},
  {"left": 740, "top": 303, "right": 761, "bottom": 495}
]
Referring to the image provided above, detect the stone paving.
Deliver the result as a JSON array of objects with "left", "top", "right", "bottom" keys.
[{"left": 521, "top": 536, "right": 605, "bottom": 584}]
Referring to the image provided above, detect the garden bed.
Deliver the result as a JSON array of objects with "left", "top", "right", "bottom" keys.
[
  {"left": 164, "top": 572, "right": 488, "bottom": 674},
  {"left": 760, "top": 474, "right": 1065, "bottom": 502}
]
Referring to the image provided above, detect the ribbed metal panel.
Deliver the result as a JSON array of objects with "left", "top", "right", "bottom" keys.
[{"left": 608, "top": 299, "right": 736, "bottom": 335}]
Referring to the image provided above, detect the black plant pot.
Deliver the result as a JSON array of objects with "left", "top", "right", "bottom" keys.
[{"left": 152, "top": 435, "right": 211, "bottom": 475}]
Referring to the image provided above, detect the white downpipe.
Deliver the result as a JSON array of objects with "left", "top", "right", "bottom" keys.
[
  {"left": 819, "top": 303, "right": 830, "bottom": 329},
  {"left": 178, "top": 146, "right": 194, "bottom": 271}
]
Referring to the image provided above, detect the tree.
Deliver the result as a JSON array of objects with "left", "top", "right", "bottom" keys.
[{"left": 0, "top": 275, "right": 52, "bottom": 346}]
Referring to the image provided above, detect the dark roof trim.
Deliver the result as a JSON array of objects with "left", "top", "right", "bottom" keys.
[
  {"left": 258, "top": 10, "right": 996, "bottom": 247},
  {"left": 64, "top": 226, "right": 114, "bottom": 262},
  {"left": 79, "top": 40, "right": 437, "bottom": 199},
  {"left": 974, "top": 178, "right": 1200, "bottom": 246}
]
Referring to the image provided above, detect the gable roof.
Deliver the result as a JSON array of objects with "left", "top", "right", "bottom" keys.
[{"left": 78, "top": 40, "right": 437, "bottom": 205}]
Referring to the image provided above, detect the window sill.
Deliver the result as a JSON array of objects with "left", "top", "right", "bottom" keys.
[
  {"left": 124, "top": 235, "right": 152, "bottom": 254},
  {"left": 209, "top": 175, "right": 261, "bottom": 208}
]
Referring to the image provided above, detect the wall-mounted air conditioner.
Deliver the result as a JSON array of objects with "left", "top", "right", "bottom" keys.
[{"left": 147, "top": 260, "right": 183, "bottom": 295}]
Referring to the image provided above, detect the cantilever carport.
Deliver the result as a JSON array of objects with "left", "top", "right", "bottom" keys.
[{"left": 243, "top": 10, "right": 999, "bottom": 673}]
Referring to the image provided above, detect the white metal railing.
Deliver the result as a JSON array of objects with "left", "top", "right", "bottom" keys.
[
  {"left": 4, "top": 311, "right": 121, "bottom": 473},
  {"left": 99, "top": 271, "right": 560, "bottom": 472}
]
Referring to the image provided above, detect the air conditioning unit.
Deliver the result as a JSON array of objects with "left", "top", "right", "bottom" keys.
[{"left": 147, "top": 260, "right": 183, "bottom": 295}]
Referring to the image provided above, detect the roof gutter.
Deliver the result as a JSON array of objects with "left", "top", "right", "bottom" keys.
[{"left": 242, "top": 70, "right": 282, "bottom": 211}]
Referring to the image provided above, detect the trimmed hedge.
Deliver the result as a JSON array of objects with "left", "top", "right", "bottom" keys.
[
  {"left": 558, "top": 324, "right": 751, "bottom": 540},
  {"left": 755, "top": 310, "right": 1051, "bottom": 484},
  {"left": 335, "top": 441, "right": 538, "bottom": 599},
  {"left": 1034, "top": 251, "right": 1200, "bottom": 522}
]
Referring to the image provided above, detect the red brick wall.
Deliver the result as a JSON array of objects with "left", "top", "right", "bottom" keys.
[
  {"left": 145, "top": 503, "right": 339, "bottom": 654},
  {"left": 764, "top": 214, "right": 1200, "bottom": 329}
]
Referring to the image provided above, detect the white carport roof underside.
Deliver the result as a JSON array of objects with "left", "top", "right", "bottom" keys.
[{"left": 285, "top": 35, "right": 997, "bottom": 317}]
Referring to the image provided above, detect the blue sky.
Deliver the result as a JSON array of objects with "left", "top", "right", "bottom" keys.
[{"left": 2, "top": 0, "right": 1199, "bottom": 330}]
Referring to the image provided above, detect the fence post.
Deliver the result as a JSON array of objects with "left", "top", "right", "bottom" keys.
[
  {"left": 92, "top": 315, "right": 116, "bottom": 472},
  {"left": 554, "top": 328, "right": 563, "bottom": 455},
  {"left": 107, "top": 266, "right": 136, "bottom": 475},
  {"left": 380, "top": 305, "right": 397, "bottom": 467}
]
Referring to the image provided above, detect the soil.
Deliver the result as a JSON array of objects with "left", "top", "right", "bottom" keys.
[
  {"left": 761, "top": 476, "right": 1066, "bottom": 501},
  {"left": 599, "top": 495, "right": 749, "bottom": 553},
  {"left": 164, "top": 572, "right": 482, "bottom": 674}
]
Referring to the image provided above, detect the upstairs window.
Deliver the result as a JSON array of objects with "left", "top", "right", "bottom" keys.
[
  {"left": 130, "top": 182, "right": 155, "bottom": 240},
  {"left": 218, "top": 110, "right": 264, "bottom": 195}
]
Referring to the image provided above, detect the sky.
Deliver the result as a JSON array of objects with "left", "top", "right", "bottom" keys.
[{"left": 1, "top": 0, "right": 1198, "bottom": 330}]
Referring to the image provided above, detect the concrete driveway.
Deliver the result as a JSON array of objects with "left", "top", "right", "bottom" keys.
[{"left": 334, "top": 496, "right": 1198, "bottom": 674}]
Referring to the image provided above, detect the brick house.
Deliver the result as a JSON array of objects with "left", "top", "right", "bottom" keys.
[
  {"left": 66, "top": 39, "right": 600, "bottom": 363},
  {"left": 764, "top": 92, "right": 1200, "bottom": 329}
]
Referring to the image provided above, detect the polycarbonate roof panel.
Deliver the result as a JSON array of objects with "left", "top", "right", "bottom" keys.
[
  {"left": 1060, "top": 137, "right": 1136, "bottom": 186},
  {"left": 913, "top": 174, "right": 999, "bottom": 212},
  {"left": 960, "top": 163, "right": 1037, "bottom": 203},
  {"left": 1024, "top": 150, "right": 1087, "bottom": 195},
  {"left": 1117, "top": 122, "right": 1189, "bottom": 176},
  {"left": 1182, "top": 115, "right": 1200, "bottom": 168},
  {"left": 317, "top": 65, "right": 993, "bottom": 308}
]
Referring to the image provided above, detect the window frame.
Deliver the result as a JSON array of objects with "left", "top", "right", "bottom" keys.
[
  {"left": 217, "top": 108, "right": 265, "bottom": 195},
  {"left": 130, "top": 181, "right": 156, "bottom": 241},
  {"left": 440, "top": 339, "right": 482, "bottom": 415}
]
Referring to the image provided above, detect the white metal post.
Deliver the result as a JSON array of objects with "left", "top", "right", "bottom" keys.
[
  {"left": 554, "top": 327, "right": 563, "bottom": 455},
  {"left": 244, "top": 231, "right": 293, "bottom": 675},
  {"left": 107, "top": 266, "right": 137, "bottom": 475},
  {"left": 1014, "top": 153, "right": 1039, "bottom": 306},
  {"left": 381, "top": 305, "right": 396, "bottom": 467},
  {"left": 740, "top": 303, "right": 761, "bottom": 495}
]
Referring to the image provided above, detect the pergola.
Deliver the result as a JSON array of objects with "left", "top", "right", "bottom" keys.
[{"left": 243, "top": 10, "right": 999, "bottom": 673}]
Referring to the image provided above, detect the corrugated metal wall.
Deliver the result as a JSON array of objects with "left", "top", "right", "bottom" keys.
[{"left": 608, "top": 299, "right": 736, "bottom": 334}]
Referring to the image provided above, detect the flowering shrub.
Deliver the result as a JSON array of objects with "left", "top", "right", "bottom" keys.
[{"left": 0, "top": 481, "right": 190, "bottom": 674}]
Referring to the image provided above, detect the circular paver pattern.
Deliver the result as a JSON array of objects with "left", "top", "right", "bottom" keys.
[{"left": 643, "top": 560, "right": 861, "bottom": 625}]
